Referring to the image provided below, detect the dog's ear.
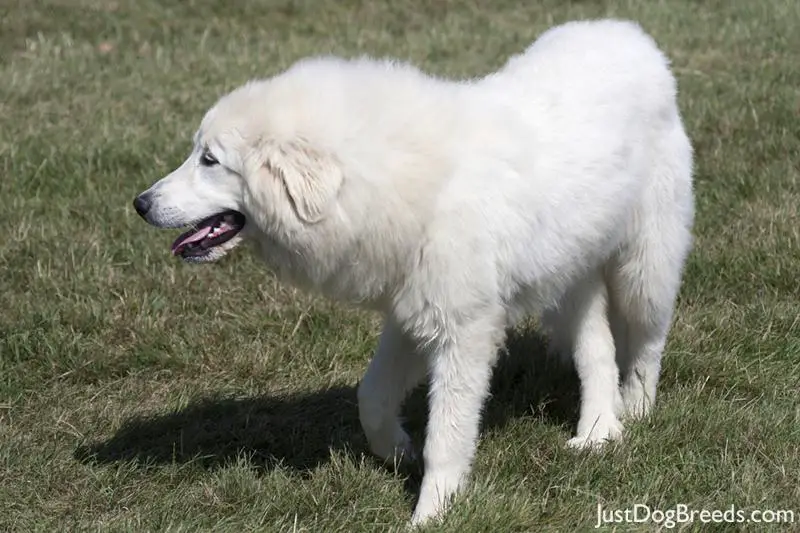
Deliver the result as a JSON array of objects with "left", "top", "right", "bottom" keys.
[{"left": 263, "top": 138, "right": 343, "bottom": 224}]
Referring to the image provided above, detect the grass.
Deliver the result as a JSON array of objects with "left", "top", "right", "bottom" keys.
[{"left": 1, "top": 0, "right": 799, "bottom": 531}]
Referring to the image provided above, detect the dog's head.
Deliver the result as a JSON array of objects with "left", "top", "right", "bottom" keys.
[{"left": 133, "top": 77, "right": 345, "bottom": 265}]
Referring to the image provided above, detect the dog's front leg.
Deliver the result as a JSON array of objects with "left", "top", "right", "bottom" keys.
[
  {"left": 409, "top": 308, "right": 505, "bottom": 526},
  {"left": 358, "top": 316, "right": 427, "bottom": 464}
]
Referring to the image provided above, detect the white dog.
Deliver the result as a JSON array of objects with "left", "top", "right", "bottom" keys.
[{"left": 134, "top": 19, "right": 694, "bottom": 525}]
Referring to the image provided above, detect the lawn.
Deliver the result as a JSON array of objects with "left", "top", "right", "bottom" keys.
[{"left": 1, "top": 0, "right": 798, "bottom": 531}]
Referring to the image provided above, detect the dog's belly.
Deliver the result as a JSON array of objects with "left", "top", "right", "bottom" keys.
[{"left": 498, "top": 207, "right": 631, "bottom": 327}]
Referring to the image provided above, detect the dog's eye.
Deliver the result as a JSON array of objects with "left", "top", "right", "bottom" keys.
[{"left": 200, "top": 151, "right": 219, "bottom": 167}]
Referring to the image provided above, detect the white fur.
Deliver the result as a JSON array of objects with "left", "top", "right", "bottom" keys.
[{"left": 137, "top": 19, "right": 694, "bottom": 525}]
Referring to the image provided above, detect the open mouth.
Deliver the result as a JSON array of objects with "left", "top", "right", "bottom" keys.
[{"left": 171, "top": 210, "right": 246, "bottom": 259}]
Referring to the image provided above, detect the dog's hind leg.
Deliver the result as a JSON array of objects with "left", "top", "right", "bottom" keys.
[
  {"left": 608, "top": 244, "right": 684, "bottom": 419},
  {"left": 609, "top": 227, "right": 691, "bottom": 419},
  {"left": 561, "top": 269, "right": 625, "bottom": 449},
  {"left": 358, "top": 316, "right": 427, "bottom": 464},
  {"left": 611, "top": 126, "right": 694, "bottom": 419}
]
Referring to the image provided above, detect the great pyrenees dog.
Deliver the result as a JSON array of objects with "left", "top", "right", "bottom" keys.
[{"left": 134, "top": 19, "right": 694, "bottom": 525}]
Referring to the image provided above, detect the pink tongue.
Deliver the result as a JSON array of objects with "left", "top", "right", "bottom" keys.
[{"left": 171, "top": 225, "right": 213, "bottom": 254}]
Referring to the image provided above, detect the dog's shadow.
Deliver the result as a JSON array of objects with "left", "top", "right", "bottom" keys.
[{"left": 75, "top": 327, "right": 579, "bottom": 480}]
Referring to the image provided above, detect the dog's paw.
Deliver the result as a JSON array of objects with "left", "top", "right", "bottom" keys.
[
  {"left": 366, "top": 423, "right": 417, "bottom": 465},
  {"left": 622, "top": 398, "right": 652, "bottom": 420},
  {"left": 409, "top": 507, "right": 443, "bottom": 529},
  {"left": 566, "top": 434, "right": 616, "bottom": 450},
  {"left": 621, "top": 386, "right": 654, "bottom": 420},
  {"left": 567, "top": 414, "right": 623, "bottom": 450},
  {"left": 409, "top": 471, "right": 460, "bottom": 527}
]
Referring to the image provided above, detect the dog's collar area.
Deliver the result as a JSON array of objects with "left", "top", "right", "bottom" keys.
[{"left": 171, "top": 210, "right": 246, "bottom": 258}]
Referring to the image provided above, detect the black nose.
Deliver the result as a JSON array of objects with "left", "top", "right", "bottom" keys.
[{"left": 133, "top": 193, "right": 152, "bottom": 218}]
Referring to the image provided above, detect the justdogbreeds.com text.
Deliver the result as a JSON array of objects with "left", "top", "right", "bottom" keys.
[{"left": 595, "top": 503, "right": 795, "bottom": 529}]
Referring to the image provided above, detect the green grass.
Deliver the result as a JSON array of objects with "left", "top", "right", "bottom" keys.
[{"left": 1, "top": 0, "right": 799, "bottom": 531}]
